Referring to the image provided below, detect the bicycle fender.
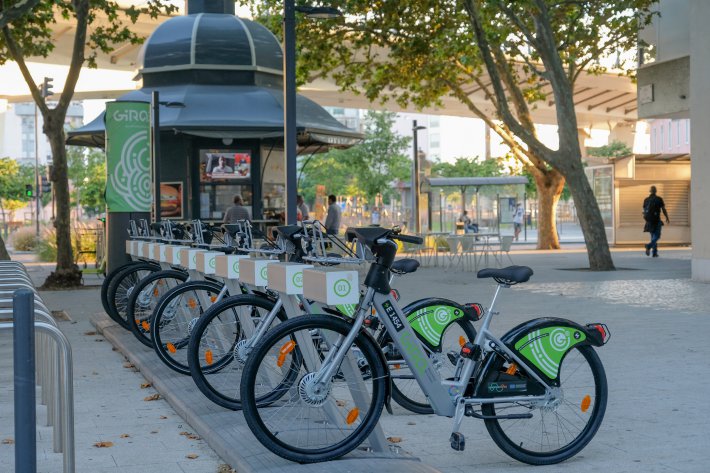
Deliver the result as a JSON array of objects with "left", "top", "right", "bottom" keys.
[
  {"left": 491, "top": 317, "right": 604, "bottom": 385},
  {"left": 327, "top": 312, "right": 394, "bottom": 415},
  {"left": 402, "top": 298, "right": 478, "bottom": 351}
]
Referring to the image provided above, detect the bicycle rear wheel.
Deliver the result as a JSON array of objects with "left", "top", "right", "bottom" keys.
[
  {"left": 106, "top": 262, "right": 158, "bottom": 330},
  {"left": 126, "top": 270, "right": 187, "bottom": 347},
  {"left": 187, "top": 294, "right": 286, "bottom": 409},
  {"left": 101, "top": 261, "right": 141, "bottom": 323},
  {"left": 240, "top": 315, "right": 386, "bottom": 463},
  {"left": 152, "top": 280, "right": 225, "bottom": 374},
  {"left": 482, "top": 345, "right": 607, "bottom": 465}
]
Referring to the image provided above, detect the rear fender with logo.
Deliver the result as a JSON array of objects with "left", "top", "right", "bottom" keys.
[{"left": 475, "top": 317, "right": 608, "bottom": 392}]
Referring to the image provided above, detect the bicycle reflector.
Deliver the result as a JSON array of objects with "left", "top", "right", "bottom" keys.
[
  {"left": 464, "top": 303, "right": 484, "bottom": 321},
  {"left": 586, "top": 323, "right": 610, "bottom": 345}
]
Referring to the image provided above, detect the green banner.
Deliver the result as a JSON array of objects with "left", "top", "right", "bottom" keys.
[{"left": 105, "top": 101, "right": 152, "bottom": 212}]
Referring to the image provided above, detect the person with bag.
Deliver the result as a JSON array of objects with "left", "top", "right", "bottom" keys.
[{"left": 642, "top": 186, "right": 670, "bottom": 257}]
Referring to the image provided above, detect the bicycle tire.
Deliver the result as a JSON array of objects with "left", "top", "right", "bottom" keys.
[
  {"left": 187, "top": 294, "right": 288, "bottom": 410},
  {"left": 482, "top": 345, "right": 608, "bottom": 465},
  {"left": 382, "top": 317, "right": 477, "bottom": 414},
  {"left": 101, "top": 261, "right": 142, "bottom": 322},
  {"left": 126, "top": 269, "right": 187, "bottom": 348},
  {"left": 240, "top": 315, "right": 386, "bottom": 463},
  {"left": 152, "top": 280, "right": 225, "bottom": 374},
  {"left": 106, "top": 262, "right": 159, "bottom": 330}
]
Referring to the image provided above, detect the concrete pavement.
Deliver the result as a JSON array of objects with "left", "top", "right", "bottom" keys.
[{"left": 2, "top": 246, "right": 708, "bottom": 472}]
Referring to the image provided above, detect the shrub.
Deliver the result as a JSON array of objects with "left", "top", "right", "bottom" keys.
[
  {"left": 11, "top": 227, "right": 37, "bottom": 251},
  {"left": 37, "top": 227, "right": 58, "bottom": 262}
]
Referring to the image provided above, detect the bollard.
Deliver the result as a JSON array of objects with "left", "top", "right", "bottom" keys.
[{"left": 13, "top": 288, "right": 37, "bottom": 473}]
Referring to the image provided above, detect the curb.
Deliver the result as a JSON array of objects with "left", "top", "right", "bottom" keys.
[{"left": 91, "top": 314, "right": 440, "bottom": 473}]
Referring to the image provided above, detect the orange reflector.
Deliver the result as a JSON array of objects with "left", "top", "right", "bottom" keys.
[
  {"left": 505, "top": 363, "right": 518, "bottom": 376},
  {"left": 187, "top": 298, "right": 197, "bottom": 309},
  {"left": 157, "top": 279, "right": 164, "bottom": 286},
  {"left": 277, "top": 353, "right": 287, "bottom": 368},
  {"left": 459, "top": 336, "right": 466, "bottom": 347},
  {"left": 210, "top": 295, "right": 217, "bottom": 303},
  {"left": 205, "top": 350, "right": 213, "bottom": 365},
  {"left": 581, "top": 395, "right": 591, "bottom": 413},
  {"left": 392, "top": 364, "right": 401, "bottom": 370},
  {"left": 346, "top": 407, "right": 359, "bottom": 425},
  {"left": 279, "top": 341, "right": 296, "bottom": 355},
  {"left": 153, "top": 288, "right": 160, "bottom": 297},
  {"left": 141, "top": 321, "right": 150, "bottom": 332},
  {"left": 166, "top": 343, "right": 176, "bottom": 353}
]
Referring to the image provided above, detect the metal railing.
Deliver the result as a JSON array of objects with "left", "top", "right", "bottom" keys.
[{"left": 0, "top": 261, "right": 75, "bottom": 473}]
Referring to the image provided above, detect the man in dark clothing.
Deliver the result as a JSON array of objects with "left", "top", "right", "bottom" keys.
[{"left": 643, "top": 186, "right": 670, "bottom": 257}]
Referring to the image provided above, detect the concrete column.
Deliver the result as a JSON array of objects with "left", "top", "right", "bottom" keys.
[{"left": 690, "top": 0, "right": 710, "bottom": 280}]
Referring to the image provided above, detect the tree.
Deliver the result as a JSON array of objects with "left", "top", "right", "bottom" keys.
[
  {"left": 68, "top": 147, "right": 106, "bottom": 216},
  {"left": 0, "top": 0, "right": 176, "bottom": 286},
  {"left": 245, "top": 0, "right": 655, "bottom": 269},
  {"left": 588, "top": 140, "right": 632, "bottom": 158},
  {"left": 0, "top": 157, "right": 34, "bottom": 258},
  {"left": 0, "top": 1, "right": 41, "bottom": 29},
  {"left": 299, "top": 111, "right": 411, "bottom": 205}
]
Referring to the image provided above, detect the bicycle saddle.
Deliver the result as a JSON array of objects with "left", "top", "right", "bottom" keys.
[
  {"left": 273, "top": 225, "right": 303, "bottom": 241},
  {"left": 391, "top": 258, "right": 420, "bottom": 275},
  {"left": 477, "top": 266, "right": 533, "bottom": 284}
]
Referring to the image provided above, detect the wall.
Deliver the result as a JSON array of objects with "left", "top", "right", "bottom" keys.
[
  {"left": 637, "top": 56, "right": 690, "bottom": 119},
  {"left": 649, "top": 119, "right": 691, "bottom": 154}
]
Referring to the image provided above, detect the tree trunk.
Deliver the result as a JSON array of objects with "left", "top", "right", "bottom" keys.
[
  {"left": 0, "top": 235, "right": 9, "bottom": 260},
  {"left": 42, "top": 114, "right": 82, "bottom": 287},
  {"left": 563, "top": 162, "right": 615, "bottom": 270},
  {"left": 532, "top": 168, "right": 565, "bottom": 250}
]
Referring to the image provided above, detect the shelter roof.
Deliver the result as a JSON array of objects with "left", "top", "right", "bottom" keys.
[{"left": 426, "top": 176, "right": 529, "bottom": 188}]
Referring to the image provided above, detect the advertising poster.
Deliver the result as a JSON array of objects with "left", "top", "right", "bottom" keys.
[
  {"left": 105, "top": 101, "right": 152, "bottom": 212},
  {"left": 160, "top": 182, "right": 183, "bottom": 219}
]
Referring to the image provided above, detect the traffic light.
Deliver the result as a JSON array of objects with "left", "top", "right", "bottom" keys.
[
  {"left": 25, "top": 184, "right": 33, "bottom": 198},
  {"left": 40, "top": 77, "right": 54, "bottom": 98},
  {"left": 41, "top": 175, "right": 51, "bottom": 195}
]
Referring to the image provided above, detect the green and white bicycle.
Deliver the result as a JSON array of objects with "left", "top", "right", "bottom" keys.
[{"left": 240, "top": 226, "right": 610, "bottom": 465}]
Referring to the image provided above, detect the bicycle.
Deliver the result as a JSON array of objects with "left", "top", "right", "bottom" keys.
[
  {"left": 239, "top": 226, "right": 610, "bottom": 464},
  {"left": 188, "top": 223, "right": 479, "bottom": 413}
]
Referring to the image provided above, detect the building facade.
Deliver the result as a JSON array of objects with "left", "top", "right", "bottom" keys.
[{"left": 637, "top": 0, "right": 709, "bottom": 279}]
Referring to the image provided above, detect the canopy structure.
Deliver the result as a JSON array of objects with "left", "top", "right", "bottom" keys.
[
  {"left": 426, "top": 176, "right": 529, "bottom": 188},
  {"left": 66, "top": 84, "right": 363, "bottom": 148}
]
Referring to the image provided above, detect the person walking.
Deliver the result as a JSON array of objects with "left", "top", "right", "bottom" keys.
[
  {"left": 324, "top": 194, "right": 342, "bottom": 235},
  {"left": 513, "top": 203, "right": 524, "bottom": 241},
  {"left": 296, "top": 195, "right": 309, "bottom": 222},
  {"left": 223, "top": 194, "right": 251, "bottom": 223},
  {"left": 643, "top": 185, "right": 669, "bottom": 257}
]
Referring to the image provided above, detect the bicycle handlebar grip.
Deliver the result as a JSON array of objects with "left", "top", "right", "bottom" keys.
[{"left": 393, "top": 234, "right": 423, "bottom": 244}]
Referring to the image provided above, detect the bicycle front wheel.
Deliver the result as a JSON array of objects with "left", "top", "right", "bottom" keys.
[
  {"left": 482, "top": 345, "right": 608, "bottom": 465},
  {"left": 152, "top": 280, "right": 225, "bottom": 374},
  {"left": 241, "top": 315, "right": 386, "bottom": 463},
  {"left": 187, "top": 294, "right": 286, "bottom": 410},
  {"left": 126, "top": 270, "right": 187, "bottom": 347}
]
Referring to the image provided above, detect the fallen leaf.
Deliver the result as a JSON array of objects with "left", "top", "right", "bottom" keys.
[
  {"left": 84, "top": 331, "right": 97, "bottom": 336},
  {"left": 1, "top": 438, "right": 14, "bottom": 445},
  {"left": 217, "top": 465, "right": 237, "bottom": 473},
  {"left": 187, "top": 434, "right": 200, "bottom": 440},
  {"left": 387, "top": 436, "right": 402, "bottom": 443},
  {"left": 119, "top": 434, "right": 130, "bottom": 438},
  {"left": 179, "top": 431, "right": 190, "bottom": 436},
  {"left": 407, "top": 422, "right": 416, "bottom": 426},
  {"left": 140, "top": 382, "right": 152, "bottom": 389},
  {"left": 93, "top": 441, "right": 114, "bottom": 448},
  {"left": 150, "top": 430, "right": 158, "bottom": 434},
  {"left": 122, "top": 362, "right": 134, "bottom": 369},
  {"left": 186, "top": 454, "right": 199, "bottom": 459},
  {"left": 159, "top": 415, "right": 168, "bottom": 420},
  {"left": 335, "top": 400, "right": 346, "bottom": 407},
  {"left": 144, "top": 393, "right": 161, "bottom": 401}
]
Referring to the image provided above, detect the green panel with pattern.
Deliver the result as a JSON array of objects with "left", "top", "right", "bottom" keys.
[
  {"left": 514, "top": 326, "right": 586, "bottom": 379},
  {"left": 406, "top": 305, "right": 464, "bottom": 348},
  {"left": 335, "top": 304, "right": 357, "bottom": 317}
]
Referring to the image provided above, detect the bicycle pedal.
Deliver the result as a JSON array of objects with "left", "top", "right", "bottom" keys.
[{"left": 449, "top": 432, "right": 465, "bottom": 451}]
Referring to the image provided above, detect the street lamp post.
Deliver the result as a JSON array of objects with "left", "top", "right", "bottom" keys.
[
  {"left": 411, "top": 120, "right": 426, "bottom": 234},
  {"left": 283, "top": 2, "right": 341, "bottom": 224}
]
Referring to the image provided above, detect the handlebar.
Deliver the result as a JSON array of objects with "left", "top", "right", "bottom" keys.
[{"left": 392, "top": 233, "right": 424, "bottom": 245}]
